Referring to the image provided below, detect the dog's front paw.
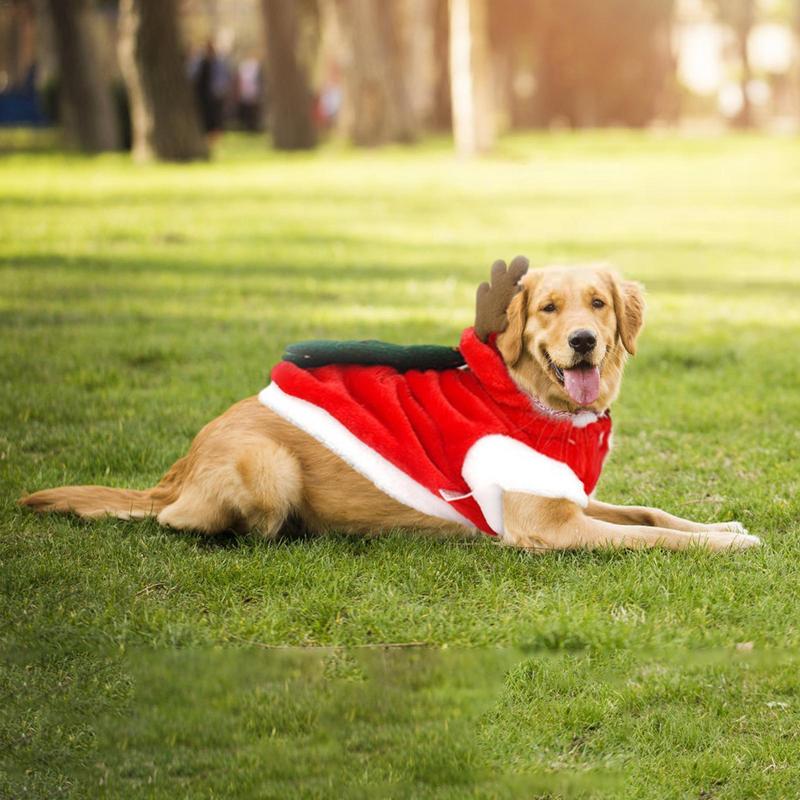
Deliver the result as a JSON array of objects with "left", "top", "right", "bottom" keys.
[
  {"left": 708, "top": 520, "right": 749, "bottom": 536},
  {"left": 703, "top": 530, "right": 761, "bottom": 551}
]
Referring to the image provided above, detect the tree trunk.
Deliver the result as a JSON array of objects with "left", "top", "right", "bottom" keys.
[
  {"left": 261, "top": 0, "right": 317, "bottom": 150},
  {"left": 399, "top": 0, "right": 438, "bottom": 128},
  {"left": 429, "top": 0, "right": 452, "bottom": 129},
  {"left": 796, "top": 1, "right": 800, "bottom": 128},
  {"left": 334, "top": 0, "right": 416, "bottom": 146},
  {"left": 117, "top": 0, "right": 208, "bottom": 162},
  {"left": 2, "top": 0, "right": 36, "bottom": 88},
  {"left": 732, "top": 0, "right": 755, "bottom": 128},
  {"left": 713, "top": 0, "right": 755, "bottom": 129},
  {"left": 448, "top": 0, "right": 493, "bottom": 156},
  {"left": 46, "top": 0, "right": 120, "bottom": 153}
]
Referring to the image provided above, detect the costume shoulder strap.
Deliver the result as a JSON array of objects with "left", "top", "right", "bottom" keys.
[{"left": 282, "top": 340, "right": 466, "bottom": 372}]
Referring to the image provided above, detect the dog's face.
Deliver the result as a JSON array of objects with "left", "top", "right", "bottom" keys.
[{"left": 496, "top": 266, "right": 645, "bottom": 413}]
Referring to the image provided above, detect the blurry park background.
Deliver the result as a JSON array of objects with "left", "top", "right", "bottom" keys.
[
  {"left": 2, "top": 0, "right": 800, "bottom": 156},
  {"left": 3, "top": 2, "right": 800, "bottom": 799}
]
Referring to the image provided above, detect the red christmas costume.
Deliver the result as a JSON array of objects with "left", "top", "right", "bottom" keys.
[{"left": 259, "top": 327, "right": 612, "bottom": 538}]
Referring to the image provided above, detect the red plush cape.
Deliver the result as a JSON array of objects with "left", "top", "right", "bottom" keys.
[{"left": 260, "top": 328, "right": 611, "bottom": 537}]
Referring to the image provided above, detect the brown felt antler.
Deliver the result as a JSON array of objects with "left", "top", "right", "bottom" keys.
[{"left": 474, "top": 256, "right": 529, "bottom": 341}]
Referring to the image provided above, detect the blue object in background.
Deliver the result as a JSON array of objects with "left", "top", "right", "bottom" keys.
[{"left": 0, "top": 65, "right": 48, "bottom": 126}]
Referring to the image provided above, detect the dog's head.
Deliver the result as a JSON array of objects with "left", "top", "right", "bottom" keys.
[{"left": 495, "top": 265, "right": 645, "bottom": 413}]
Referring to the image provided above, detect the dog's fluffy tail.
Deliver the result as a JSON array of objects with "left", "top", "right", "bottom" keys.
[{"left": 19, "top": 458, "right": 187, "bottom": 521}]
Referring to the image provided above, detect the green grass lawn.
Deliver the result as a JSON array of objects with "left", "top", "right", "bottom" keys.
[{"left": 2, "top": 131, "right": 800, "bottom": 799}]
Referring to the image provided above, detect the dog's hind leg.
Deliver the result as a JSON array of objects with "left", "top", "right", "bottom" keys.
[
  {"left": 156, "top": 485, "right": 234, "bottom": 534},
  {"left": 156, "top": 437, "right": 303, "bottom": 538},
  {"left": 233, "top": 439, "right": 303, "bottom": 537}
]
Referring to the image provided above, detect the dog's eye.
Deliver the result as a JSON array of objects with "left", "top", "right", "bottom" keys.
[
  {"left": 541, "top": 303, "right": 557, "bottom": 313},
  {"left": 592, "top": 298, "right": 605, "bottom": 309}
]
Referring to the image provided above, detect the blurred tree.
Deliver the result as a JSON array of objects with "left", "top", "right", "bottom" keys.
[
  {"left": 261, "top": 0, "right": 317, "bottom": 150},
  {"left": 46, "top": 0, "right": 120, "bottom": 152},
  {"left": 449, "top": 0, "right": 494, "bottom": 155},
  {"left": 792, "top": 0, "right": 800, "bottom": 127},
  {"left": 429, "top": 0, "right": 452, "bottom": 130},
  {"left": 1, "top": 0, "right": 35, "bottom": 89},
  {"left": 117, "top": 0, "right": 208, "bottom": 161},
  {"left": 401, "top": 0, "right": 439, "bottom": 130},
  {"left": 333, "top": 0, "right": 416, "bottom": 145},
  {"left": 523, "top": 0, "right": 675, "bottom": 128},
  {"left": 489, "top": 0, "right": 537, "bottom": 130},
  {"left": 712, "top": 0, "right": 756, "bottom": 127}
]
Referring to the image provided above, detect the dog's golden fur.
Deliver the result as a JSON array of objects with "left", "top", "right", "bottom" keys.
[{"left": 20, "top": 266, "right": 760, "bottom": 551}]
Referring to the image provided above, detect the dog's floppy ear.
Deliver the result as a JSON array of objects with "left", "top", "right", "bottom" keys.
[
  {"left": 612, "top": 277, "right": 645, "bottom": 356},
  {"left": 496, "top": 285, "right": 530, "bottom": 366}
]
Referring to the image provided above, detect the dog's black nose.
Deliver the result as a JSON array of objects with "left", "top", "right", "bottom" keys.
[{"left": 568, "top": 329, "right": 597, "bottom": 354}]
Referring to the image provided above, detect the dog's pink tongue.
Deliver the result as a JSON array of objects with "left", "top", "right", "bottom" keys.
[{"left": 563, "top": 366, "right": 600, "bottom": 406}]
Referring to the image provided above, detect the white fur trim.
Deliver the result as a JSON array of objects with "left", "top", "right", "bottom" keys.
[
  {"left": 259, "top": 383, "right": 475, "bottom": 530},
  {"left": 461, "top": 435, "right": 588, "bottom": 536},
  {"left": 572, "top": 410, "right": 599, "bottom": 429}
]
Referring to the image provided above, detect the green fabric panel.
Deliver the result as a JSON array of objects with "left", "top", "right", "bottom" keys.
[{"left": 282, "top": 340, "right": 466, "bottom": 372}]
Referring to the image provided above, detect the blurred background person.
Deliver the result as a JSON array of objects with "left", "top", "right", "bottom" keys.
[
  {"left": 315, "top": 59, "right": 342, "bottom": 130},
  {"left": 192, "top": 38, "right": 229, "bottom": 142},
  {"left": 236, "top": 51, "right": 263, "bottom": 132}
]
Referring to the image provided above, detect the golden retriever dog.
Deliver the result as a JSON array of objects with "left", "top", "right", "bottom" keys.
[{"left": 20, "top": 263, "right": 760, "bottom": 552}]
